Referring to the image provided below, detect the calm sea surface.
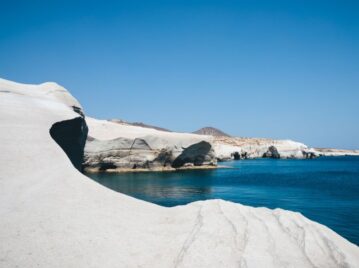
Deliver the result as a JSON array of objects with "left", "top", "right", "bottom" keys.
[{"left": 86, "top": 156, "right": 359, "bottom": 245}]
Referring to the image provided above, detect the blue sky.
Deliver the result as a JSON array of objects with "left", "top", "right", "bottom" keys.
[{"left": 1, "top": 0, "right": 358, "bottom": 148}]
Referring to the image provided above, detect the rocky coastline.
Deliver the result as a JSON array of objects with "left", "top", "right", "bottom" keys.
[
  {"left": 1, "top": 78, "right": 359, "bottom": 267},
  {"left": 315, "top": 148, "right": 359, "bottom": 156},
  {"left": 83, "top": 117, "right": 326, "bottom": 173}
]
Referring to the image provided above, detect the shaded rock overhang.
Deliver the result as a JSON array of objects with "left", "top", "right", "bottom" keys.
[{"left": 50, "top": 116, "right": 88, "bottom": 171}]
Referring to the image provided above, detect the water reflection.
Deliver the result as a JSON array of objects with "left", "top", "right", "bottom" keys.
[{"left": 87, "top": 170, "right": 216, "bottom": 205}]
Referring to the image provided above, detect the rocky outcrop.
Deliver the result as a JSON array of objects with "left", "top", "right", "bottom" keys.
[
  {"left": 261, "top": 145, "right": 319, "bottom": 159},
  {"left": 172, "top": 141, "right": 216, "bottom": 168},
  {"left": 84, "top": 119, "right": 217, "bottom": 171},
  {"left": 302, "top": 149, "right": 318, "bottom": 159},
  {"left": 85, "top": 118, "right": 323, "bottom": 171},
  {"left": 315, "top": 148, "right": 359, "bottom": 156},
  {"left": 84, "top": 137, "right": 216, "bottom": 172},
  {"left": 213, "top": 136, "right": 319, "bottom": 161},
  {"left": 263, "top": 145, "right": 281, "bottom": 159},
  {"left": 84, "top": 137, "right": 167, "bottom": 171},
  {"left": 89, "top": 120, "right": 358, "bottom": 164}
]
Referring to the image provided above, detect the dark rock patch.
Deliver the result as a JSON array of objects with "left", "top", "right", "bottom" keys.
[
  {"left": 172, "top": 141, "right": 214, "bottom": 168},
  {"left": 50, "top": 117, "right": 88, "bottom": 171},
  {"left": 131, "top": 138, "right": 152, "bottom": 150},
  {"left": 302, "top": 151, "right": 317, "bottom": 159},
  {"left": 232, "top": 152, "right": 240, "bottom": 160},
  {"left": 263, "top": 146, "right": 280, "bottom": 159},
  {"left": 99, "top": 162, "right": 117, "bottom": 171}
]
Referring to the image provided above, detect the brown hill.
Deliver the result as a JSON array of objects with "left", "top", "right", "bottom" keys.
[{"left": 193, "top": 127, "right": 231, "bottom": 137}]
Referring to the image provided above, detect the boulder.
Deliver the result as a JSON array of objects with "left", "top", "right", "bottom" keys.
[{"left": 172, "top": 141, "right": 216, "bottom": 168}]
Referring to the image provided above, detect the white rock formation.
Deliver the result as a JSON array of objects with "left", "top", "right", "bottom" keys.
[
  {"left": 87, "top": 116, "right": 212, "bottom": 146},
  {"left": 1, "top": 78, "right": 358, "bottom": 267},
  {"left": 213, "top": 136, "right": 319, "bottom": 160},
  {"left": 85, "top": 118, "right": 320, "bottom": 171},
  {"left": 85, "top": 117, "right": 216, "bottom": 171},
  {"left": 315, "top": 148, "right": 359, "bottom": 156}
]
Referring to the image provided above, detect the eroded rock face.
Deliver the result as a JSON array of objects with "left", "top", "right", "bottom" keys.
[
  {"left": 84, "top": 137, "right": 161, "bottom": 171},
  {"left": 214, "top": 136, "right": 320, "bottom": 160},
  {"left": 84, "top": 138, "right": 216, "bottom": 171},
  {"left": 232, "top": 151, "right": 241, "bottom": 160},
  {"left": 302, "top": 150, "right": 317, "bottom": 159},
  {"left": 50, "top": 116, "right": 88, "bottom": 171},
  {"left": 84, "top": 117, "right": 322, "bottom": 170},
  {"left": 263, "top": 146, "right": 281, "bottom": 159},
  {"left": 315, "top": 148, "right": 359, "bottom": 156},
  {"left": 172, "top": 141, "right": 216, "bottom": 168},
  {"left": 84, "top": 117, "right": 217, "bottom": 171}
]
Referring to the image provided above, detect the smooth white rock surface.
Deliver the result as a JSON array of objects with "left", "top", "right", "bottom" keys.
[
  {"left": 87, "top": 116, "right": 212, "bottom": 149},
  {"left": 1, "top": 78, "right": 359, "bottom": 268}
]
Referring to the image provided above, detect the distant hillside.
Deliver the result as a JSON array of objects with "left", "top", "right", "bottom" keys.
[
  {"left": 193, "top": 127, "right": 231, "bottom": 137},
  {"left": 108, "top": 119, "right": 171, "bottom": 132}
]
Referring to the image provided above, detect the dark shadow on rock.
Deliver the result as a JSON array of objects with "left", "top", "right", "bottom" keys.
[
  {"left": 172, "top": 141, "right": 213, "bottom": 168},
  {"left": 153, "top": 149, "right": 173, "bottom": 167},
  {"left": 263, "top": 146, "right": 280, "bottom": 159},
  {"left": 130, "top": 138, "right": 152, "bottom": 150},
  {"left": 87, "top": 135, "right": 95, "bottom": 142},
  {"left": 99, "top": 162, "right": 117, "bottom": 171},
  {"left": 50, "top": 117, "right": 88, "bottom": 171},
  {"left": 302, "top": 150, "right": 317, "bottom": 159},
  {"left": 232, "top": 152, "right": 240, "bottom": 160}
]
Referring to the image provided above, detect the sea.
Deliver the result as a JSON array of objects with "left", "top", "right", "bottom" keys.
[{"left": 86, "top": 156, "right": 359, "bottom": 245}]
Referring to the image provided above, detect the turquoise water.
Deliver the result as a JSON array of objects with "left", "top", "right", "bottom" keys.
[{"left": 86, "top": 156, "right": 359, "bottom": 245}]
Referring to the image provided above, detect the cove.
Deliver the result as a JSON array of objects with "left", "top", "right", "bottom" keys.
[{"left": 86, "top": 156, "right": 359, "bottom": 245}]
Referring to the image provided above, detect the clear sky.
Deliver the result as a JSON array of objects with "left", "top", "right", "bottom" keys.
[{"left": 1, "top": 0, "right": 358, "bottom": 149}]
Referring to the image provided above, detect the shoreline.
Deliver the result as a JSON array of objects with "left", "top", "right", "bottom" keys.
[
  {"left": 83, "top": 155, "right": 359, "bottom": 174},
  {"left": 83, "top": 164, "right": 232, "bottom": 174}
]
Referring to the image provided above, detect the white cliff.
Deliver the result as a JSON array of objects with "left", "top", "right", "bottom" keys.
[
  {"left": 85, "top": 118, "right": 319, "bottom": 170},
  {"left": 315, "top": 148, "right": 359, "bottom": 156},
  {"left": 213, "top": 136, "right": 318, "bottom": 160},
  {"left": 0, "top": 78, "right": 358, "bottom": 268},
  {"left": 85, "top": 117, "right": 216, "bottom": 171}
]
